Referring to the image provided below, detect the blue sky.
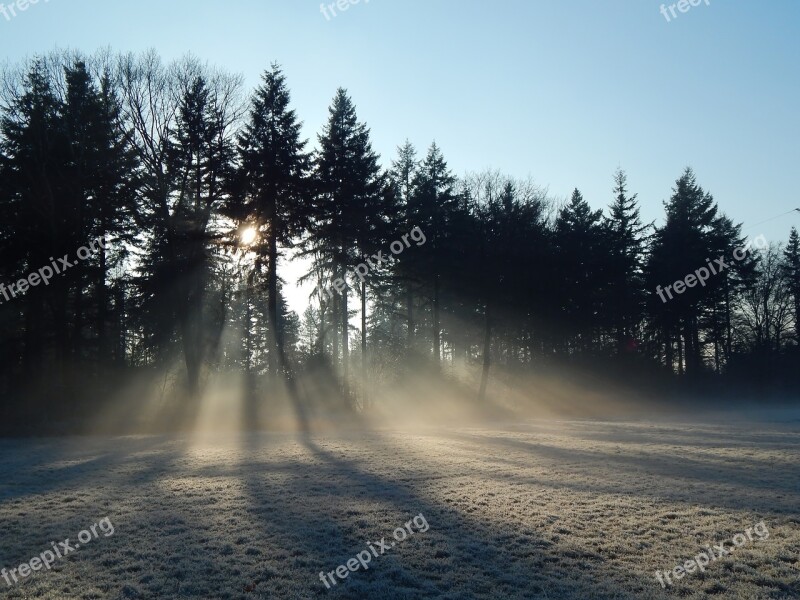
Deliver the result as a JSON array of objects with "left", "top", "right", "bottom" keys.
[{"left": 2, "top": 0, "right": 799, "bottom": 309}]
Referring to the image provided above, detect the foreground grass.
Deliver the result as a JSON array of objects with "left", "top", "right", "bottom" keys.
[{"left": 0, "top": 418, "right": 798, "bottom": 599}]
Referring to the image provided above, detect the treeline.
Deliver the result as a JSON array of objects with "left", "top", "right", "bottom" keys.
[{"left": 0, "top": 50, "right": 797, "bottom": 429}]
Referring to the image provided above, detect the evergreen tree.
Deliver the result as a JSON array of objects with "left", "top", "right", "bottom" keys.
[
  {"left": 783, "top": 227, "right": 800, "bottom": 343},
  {"left": 390, "top": 140, "right": 419, "bottom": 348},
  {"left": 0, "top": 59, "right": 69, "bottom": 403},
  {"left": 61, "top": 61, "right": 138, "bottom": 370},
  {"left": 554, "top": 188, "right": 605, "bottom": 354},
  {"left": 308, "top": 88, "right": 382, "bottom": 384},
  {"left": 409, "top": 142, "right": 458, "bottom": 365},
  {"left": 232, "top": 64, "right": 311, "bottom": 377},
  {"left": 645, "top": 168, "right": 741, "bottom": 375},
  {"left": 604, "top": 168, "right": 649, "bottom": 355}
]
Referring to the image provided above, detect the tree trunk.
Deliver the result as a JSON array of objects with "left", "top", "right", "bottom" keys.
[
  {"left": 795, "top": 293, "right": 800, "bottom": 342},
  {"left": 74, "top": 268, "right": 84, "bottom": 363},
  {"left": 433, "top": 274, "right": 441, "bottom": 365},
  {"left": 267, "top": 221, "right": 280, "bottom": 377},
  {"left": 478, "top": 302, "right": 491, "bottom": 402},
  {"left": 97, "top": 239, "right": 108, "bottom": 366},
  {"left": 180, "top": 311, "right": 201, "bottom": 397},
  {"left": 113, "top": 284, "right": 126, "bottom": 365},
  {"left": 664, "top": 328, "right": 674, "bottom": 373},
  {"left": 332, "top": 293, "right": 339, "bottom": 368},
  {"left": 407, "top": 283, "right": 414, "bottom": 349},
  {"left": 691, "top": 316, "right": 701, "bottom": 374},
  {"left": 341, "top": 268, "right": 349, "bottom": 381},
  {"left": 318, "top": 299, "right": 328, "bottom": 355},
  {"left": 724, "top": 275, "right": 732, "bottom": 360},
  {"left": 361, "top": 278, "right": 368, "bottom": 409}
]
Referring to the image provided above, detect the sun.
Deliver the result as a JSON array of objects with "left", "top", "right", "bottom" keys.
[{"left": 240, "top": 226, "right": 258, "bottom": 247}]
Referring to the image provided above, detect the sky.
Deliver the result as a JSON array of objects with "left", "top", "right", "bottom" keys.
[{"left": 1, "top": 0, "right": 799, "bottom": 313}]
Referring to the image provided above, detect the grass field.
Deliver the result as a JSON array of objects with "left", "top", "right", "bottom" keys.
[{"left": 1, "top": 417, "right": 798, "bottom": 599}]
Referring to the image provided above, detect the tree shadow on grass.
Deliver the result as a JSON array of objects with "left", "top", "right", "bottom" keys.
[
  {"left": 0, "top": 435, "right": 179, "bottom": 505},
  {"left": 437, "top": 430, "right": 800, "bottom": 515},
  {"left": 0, "top": 436, "right": 213, "bottom": 599},
  {"left": 232, "top": 428, "right": 672, "bottom": 599}
]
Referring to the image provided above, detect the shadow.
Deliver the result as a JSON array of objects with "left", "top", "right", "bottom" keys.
[
  {"left": 437, "top": 428, "right": 800, "bottom": 515},
  {"left": 6, "top": 421, "right": 792, "bottom": 598},
  {"left": 227, "top": 426, "right": 670, "bottom": 599}
]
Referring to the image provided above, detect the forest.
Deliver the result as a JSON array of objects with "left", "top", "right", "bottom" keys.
[{"left": 1, "top": 49, "right": 798, "bottom": 434}]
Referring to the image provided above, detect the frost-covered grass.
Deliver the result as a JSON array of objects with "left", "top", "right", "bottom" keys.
[{"left": 1, "top": 417, "right": 798, "bottom": 599}]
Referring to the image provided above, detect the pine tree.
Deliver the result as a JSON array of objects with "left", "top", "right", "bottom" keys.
[
  {"left": 604, "top": 168, "right": 649, "bottom": 355},
  {"left": 233, "top": 64, "right": 311, "bottom": 377},
  {"left": 409, "top": 142, "right": 458, "bottom": 365},
  {"left": 554, "top": 188, "right": 605, "bottom": 354},
  {"left": 308, "top": 88, "right": 382, "bottom": 385},
  {"left": 783, "top": 227, "right": 800, "bottom": 343},
  {"left": 0, "top": 59, "right": 69, "bottom": 400},
  {"left": 390, "top": 140, "right": 419, "bottom": 348},
  {"left": 645, "top": 168, "right": 741, "bottom": 375},
  {"left": 61, "top": 61, "right": 138, "bottom": 371}
]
